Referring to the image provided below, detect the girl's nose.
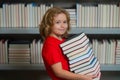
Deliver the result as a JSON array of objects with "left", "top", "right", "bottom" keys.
[{"left": 61, "top": 23, "right": 65, "bottom": 27}]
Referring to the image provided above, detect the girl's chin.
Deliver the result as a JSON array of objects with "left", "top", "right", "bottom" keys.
[{"left": 59, "top": 32, "right": 66, "bottom": 34}]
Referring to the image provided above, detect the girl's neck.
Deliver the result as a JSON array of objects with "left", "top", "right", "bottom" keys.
[{"left": 50, "top": 34, "right": 62, "bottom": 41}]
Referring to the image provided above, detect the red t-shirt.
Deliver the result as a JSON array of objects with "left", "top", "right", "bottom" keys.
[{"left": 42, "top": 36, "right": 69, "bottom": 80}]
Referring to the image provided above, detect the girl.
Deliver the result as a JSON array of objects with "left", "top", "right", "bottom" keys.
[{"left": 39, "top": 7, "right": 95, "bottom": 80}]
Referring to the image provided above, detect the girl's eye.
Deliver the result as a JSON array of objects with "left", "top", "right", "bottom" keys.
[
  {"left": 56, "top": 21, "right": 60, "bottom": 24},
  {"left": 63, "top": 21, "right": 67, "bottom": 23},
  {"left": 55, "top": 21, "right": 67, "bottom": 24}
]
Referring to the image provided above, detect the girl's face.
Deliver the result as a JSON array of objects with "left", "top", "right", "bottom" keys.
[{"left": 50, "top": 13, "right": 68, "bottom": 39}]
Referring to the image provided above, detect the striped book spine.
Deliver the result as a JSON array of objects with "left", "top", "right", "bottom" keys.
[{"left": 60, "top": 33, "right": 101, "bottom": 80}]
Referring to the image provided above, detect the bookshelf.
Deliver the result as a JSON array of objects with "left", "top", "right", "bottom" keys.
[
  {"left": 0, "top": 0, "right": 120, "bottom": 80},
  {"left": 0, "top": 27, "right": 120, "bottom": 71}
]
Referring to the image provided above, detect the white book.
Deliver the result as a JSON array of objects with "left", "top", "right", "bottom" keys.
[
  {"left": 21, "top": 4, "right": 25, "bottom": 27},
  {"left": 81, "top": 6, "right": 85, "bottom": 27},
  {"left": 70, "top": 52, "right": 94, "bottom": 68},
  {"left": 5, "top": 40, "right": 8, "bottom": 63},
  {"left": 62, "top": 35, "right": 88, "bottom": 51},
  {"left": 77, "top": 59, "right": 100, "bottom": 74},
  {"left": 69, "top": 44, "right": 92, "bottom": 60},
  {"left": 36, "top": 39, "right": 41, "bottom": 64},
  {"left": 119, "top": 4, "right": 120, "bottom": 27},
  {"left": 69, "top": 48, "right": 93, "bottom": 64},
  {"left": 2, "top": 4, "right": 6, "bottom": 27},
  {"left": 63, "top": 38, "right": 89, "bottom": 55},
  {"left": 70, "top": 54, "right": 95, "bottom": 71},
  {"left": 60, "top": 33, "right": 85, "bottom": 48},
  {"left": 0, "top": 8, "right": 2, "bottom": 27},
  {"left": 66, "top": 42, "right": 90, "bottom": 57},
  {"left": 9, "top": 44, "right": 30, "bottom": 49},
  {"left": 76, "top": 3, "right": 82, "bottom": 28},
  {"left": 9, "top": 53, "right": 30, "bottom": 57},
  {"left": 74, "top": 57, "right": 97, "bottom": 73}
]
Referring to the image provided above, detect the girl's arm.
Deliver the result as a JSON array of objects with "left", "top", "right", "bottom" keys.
[{"left": 51, "top": 62, "right": 95, "bottom": 80}]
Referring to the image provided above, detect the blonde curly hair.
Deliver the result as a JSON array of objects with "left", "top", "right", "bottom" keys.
[{"left": 39, "top": 7, "right": 70, "bottom": 40}]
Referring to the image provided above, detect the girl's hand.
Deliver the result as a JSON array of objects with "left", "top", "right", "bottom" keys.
[
  {"left": 83, "top": 72, "right": 101, "bottom": 80},
  {"left": 80, "top": 75, "right": 96, "bottom": 80},
  {"left": 85, "top": 75, "right": 94, "bottom": 80}
]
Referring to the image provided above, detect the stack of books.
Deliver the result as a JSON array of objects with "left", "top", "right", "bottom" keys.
[
  {"left": 60, "top": 33, "right": 101, "bottom": 80},
  {"left": 8, "top": 40, "right": 31, "bottom": 64}
]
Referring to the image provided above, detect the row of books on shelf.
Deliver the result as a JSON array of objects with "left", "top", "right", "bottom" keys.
[
  {"left": 76, "top": 3, "right": 120, "bottom": 28},
  {"left": 0, "top": 38, "right": 120, "bottom": 64},
  {"left": 0, "top": 3, "right": 53, "bottom": 28},
  {"left": 0, "top": 3, "right": 76, "bottom": 28},
  {"left": 0, "top": 39, "right": 43, "bottom": 64},
  {"left": 0, "top": 3, "right": 120, "bottom": 28},
  {"left": 92, "top": 39, "right": 120, "bottom": 64}
]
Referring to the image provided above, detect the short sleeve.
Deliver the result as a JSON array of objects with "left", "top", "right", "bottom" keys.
[{"left": 42, "top": 43, "right": 62, "bottom": 66}]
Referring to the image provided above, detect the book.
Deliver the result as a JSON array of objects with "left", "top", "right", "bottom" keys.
[
  {"left": 69, "top": 44, "right": 92, "bottom": 61},
  {"left": 69, "top": 48, "right": 93, "bottom": 64},
  {"left": 70, "top": 53, "right": 95, "bottom": 71},
  {"left": 63, "top": 37, "right": 89, "bottom": 55},
  {"left": 60, "top": 33, "right": 85, "bottom": 50},
  {"left": 60, "top": 32, "right": 101, "bottom": 80},
  {"left": 8, "top": 40, "right": 31, "bottom": 64},
  {"left": 74, "top": 57, "right": 98, "bottom": 73},
  {"left": 70, "top": 52, "right": 94, "bottom": 68},
  {"left": 61, "top": 34, "right": 88, "bottom": 51},
  {"left": 66, "top": 42, "right": 90, "bottom": 58}
]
